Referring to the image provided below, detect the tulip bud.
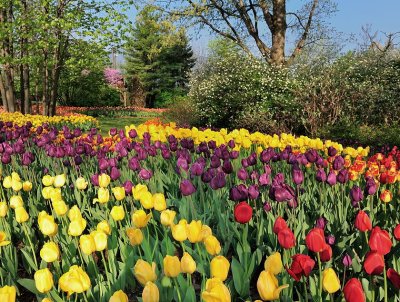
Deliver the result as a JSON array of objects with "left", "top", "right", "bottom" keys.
[
  {"left": 139, "top": 191, "right": 154, "bottom": 209},
  {"left": 68, "top": 218, "right": 87, "bottom": 236},
  {"left": 160, "top": 210, "right": 176, "bottom": 227},
  {"left": 59, "top": 265, "right": 91, "bottom": 294},
  {"left": 203, "top": 235, "right": 221, "bottom": 255},
  {"left": 0, "top": 285, "right": 16, "bottom": 302},
  {"left": 75, "top": 177, "right": 88, "bottom": 190},
  {"left": 264, "top": 252, "right": 283, "bottom": 275},
  {"left": 181, "top": 252, "right": 196, "bottom": 274},
  {"left": 142, "top": 281, "right": 159, "bottom": 302},
  {"left": 187, "top": 220, "right": 202, "bottom": 243},
  {"left": 0, "top": 202, "right": 8, "bottom": 217},
  {"left": 109, "top": 290, "right": 129, "bottom": 302},
  {"left": 172, "top": 220, "right": 188, "bottom": 242},
  {"left": 42, "top": 175, "right": 54, "bottom": 187},
  {"left": 52, "top": 199, "right": 68, "bottom": 216},
  {"left": 380, "top": 189, "right": 393, "bottom": 203},
  {"left": 9, "top": 195, "right": 23, "bottom": 209},
  {"left": 79, "top": 234, "right": 96, "bottom": 255},
  {"left": 257, "top": 270, "right": 288, "bottom": 301},
  {"left": 34, "top": 268, "right": 54, "bottom": 293},
  {"left": 202, "top": 278, "right": 231, "bottom": 302},
  {"left": 112, "top": 187, "right": 126, "bottom": 201},
  {"left": 132, "top": 210, "right": 151, "bottom": 228},
  {"left": 91, "top": 230, "right": 108, "bottom": 251},
  {"left": 126, "top": 227, "right": 143, "bottom": 246},
  {"left": 53, "top": 174, "right": 66, "bottom": 188},
  {"left": 134, "top": 260, "right": 157, "bottom": 286},
  {"left": 97, "top": 220, "right": 111, "bottom": 235},
  {"left": 40, "top": 242, "right": 60, "bottom": 262},
  {"left": 15, "top": 206, "right": 29, "bottom": 223},
  {"left": 210, "top": 256, "right": 230, "bottom": 281},
  {"left": 22, "top": 181, "right": 32, "bottom": 192},
  {"left": 38, "top": 211, "right": 58, "bottom": 236},
  {"left": 152, "top": 193, "right": 167, "bottom": 211},
  {"left": 322, "top": 268, "right": 340, "bottom": 293},
  {"left": 163, "top": 255, "right": 181, "bottom": 277},
  {"left": 110, "top": 206, "right": 125, "bottom": 221}
]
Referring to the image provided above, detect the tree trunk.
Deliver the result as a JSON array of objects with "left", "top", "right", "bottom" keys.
[
  {"left": 0, "top": 75, "right": 8, "bottom": 111},
  {"left": 42, "top": 54, "right": 50, "bottom": 116},
  {"left": 20, "top": 0, "right": 30, "bottom": 114},
  {"left": 270, "top": 0, "right": 287, "bottom": 66}
]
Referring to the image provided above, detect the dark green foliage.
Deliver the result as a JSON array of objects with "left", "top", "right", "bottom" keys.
[{"left": 124, "top": 6, "right": 195, "bottom": 108}]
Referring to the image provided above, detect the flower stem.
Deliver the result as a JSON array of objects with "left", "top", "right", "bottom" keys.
[
  {"left": 384, "top": 264, "right": 388, "bottom": 302},
  {"left": 317, "top": 252, "right": 322, "bottom": 302},
  {"left": 173, "top": 278, "right": 182, "bottom": 302},
  {"left": 22, "top": 223, "right": 38, "bottom": 270}
]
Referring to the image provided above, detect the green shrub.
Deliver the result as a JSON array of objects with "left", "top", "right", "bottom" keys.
[{"left": 189, "top": 51, "right": 297, "bottom": 132}]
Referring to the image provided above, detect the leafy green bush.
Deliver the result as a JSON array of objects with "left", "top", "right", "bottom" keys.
[
  {"left": 189, "top": 50, "right": 297, "bottom": 132},
  {"left": 162, "top": 96, "right": 198, "bottom": 127}
]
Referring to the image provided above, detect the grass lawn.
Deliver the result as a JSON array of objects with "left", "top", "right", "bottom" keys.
[{"left": 98, "top": 116, "right": 150, "bottom": 135}]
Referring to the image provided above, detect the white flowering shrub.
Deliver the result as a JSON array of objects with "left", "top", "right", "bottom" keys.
[{"left": 189, "top": 51, "right": 297, "bottom": 131}]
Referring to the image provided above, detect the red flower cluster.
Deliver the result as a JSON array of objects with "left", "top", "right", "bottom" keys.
[
  {"left": 305, "top": 228, "right": 332, "bottom": 261},
  {"left": 286, "top": 254, "right": 315, "bottom": 281},
  {"left": 233, "top": 202, "right": 253, "bottom": 224},
  {"left": 273, "top": 217, "right": 296, "bottom": 249}
]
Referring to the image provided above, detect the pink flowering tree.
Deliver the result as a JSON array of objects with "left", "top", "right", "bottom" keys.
[{"left": 104, "top": 68, "right": 124, "bottom": 88}]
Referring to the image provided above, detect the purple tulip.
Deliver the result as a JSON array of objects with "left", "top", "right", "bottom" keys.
[
  {"left": 292, "top": 165, "right": 304, "bottom": 185},
  {"left": 139, "top": 169, "right": 152, "bottom": 180},
  {"left": 1, "top": 153, "right": 11, "bottom": 164},
  {"left": 337, "top": 169, "right": 348, "bottom": 184},
  {"left": 328, "top": 146, "right": 337, "bottom": 157},
  {"left": 229, "top": 184, "right": 248, "bottom": 201},
  {"left": 237, "top": 168, "right": 249, "bottom": 181},
  {"left": 180, "top": 179, "right": 196, "bottom": 196},
  {"left": 316, "top": 169, "right": 327, "bottom": 182},
  {"left": 91, "top": 174, "right": 100, "bottom": 186},
  {"left": 99, "top": 158, "right": 109, "bottom": 170},
  {"left": 288, "top": 199, "right": 298, "bottom": 209},
  {"left": 326, "top": 235, "right": 335, "bottom": 245},
  {"left": 259, "top": 173, "right": 271, "bottom": 186},
  {"left": 350, "top": 185, "right": 363, "bottom": 204},
  {"left": 263, "top": 202, "right": 272, "bottom": 212},
  {"left": 123, "top": 180, "right": 133, "bottom": 195},
  {"left": 230, "top": 151, "right": 239, "bottom": 159},
  {"left": 316, "top": 217, "right": 328, "bottom": 229},
  {"left": 210, "top": 155, "right": 221, "bottom": 168},
  {"left": 222, "top": 160, "right": 233, "bottom": 174},
  {"left": 177, "top": 156, "right": 189, "bottom": 171},
  {"left": 201, "top": 168, "right": 215, "bottom": 183},
  {"left": 326, "top": 171, "right": 337, "bottom": 186},
  {"left": 305, "top": 149, "right": 318, "bottom": 163},
  {"left": 110, "top": 167, "right": 121, "bottom": 180},
  {"left": 342, "top": 254, "right": 352, "bottom": 267},
  {"left": 364, "top": 177, "right": 377, "bottom": 195},
  {"left": 191, "top": 162, "right": 204, "bottom": 176},
  {"left": 248, "top": 185, "right": 259, "bottom": 200},
  {"left": 333, "top": 156, "right": 344, "bottom": 170},
  {"left": 210, "top": 172, "right": 226, "bottom": 190}
]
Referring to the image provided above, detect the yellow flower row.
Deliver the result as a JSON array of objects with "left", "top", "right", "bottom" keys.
[
  {"left": 0, "top": 112, "right": 98, "bottom": 128},
  {"left": 125, "top": 124, "right": 370, "bottom": 157}
]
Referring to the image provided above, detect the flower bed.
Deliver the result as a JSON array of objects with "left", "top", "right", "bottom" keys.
[{"left": 0, "top": 117, "right": 399, "bottom": 302}]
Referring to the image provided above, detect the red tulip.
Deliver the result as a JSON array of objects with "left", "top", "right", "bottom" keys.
[
  {"left": 394, "top": 224, "right": 400, "bottom": 241},
  {"left": 286, "top": 254, "right": 315, "bottom": 281},
  {"left": 364, "top": 251, "right": 384, "bottom": 275},
  {"left": 277, "top": 227, "right": 296, "bottom": 249},
  {"left": 273, "top": 217, "right": 288, "bottom": 234},
  {"left": 234, "top": 202, "right": 253, "bottom": 224},
  {"left": 305, "top": 228, "right": 327, "bottom": 253},
  {"left": 343, "top": 278, "right": 366, "bottom": 302},
  {"left": 369, "top": 226, "right": 392, "bottom": 255},
  {"left": 320, "top": 244, "right": 332, "bottom": 262},
  {"left": 354, "top": 210, "right": 372, "bottom": 232},
  {"left": 387, "top": 268, "right": 400, "bottom": 290}
]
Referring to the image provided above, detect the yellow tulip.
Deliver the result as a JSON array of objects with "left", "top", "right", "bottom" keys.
[
  {"left": 15, "top": 206, "right": 29, "bottom": 223},
  {"left": 2, "top": 176, "right": 12, "bottom": 189},
  {"left": 110, "top": 206, "right": 125, "bottom": 221},
  {"left": 172, "top": 219, "right": 188, "bottom": 242},
  {"left": 68, "top": 218, "right": 87, "bottom": 236},
  {"left": 163, "top": 255, "right": 181, "bottom": 277},
  {"left": 201, "top": 225, "right": 213, "bottom": 240},
  {"left": 187, "top": 220, "right": 203, "bottom": 243},
  {"left": 98, "top": 173, "right": 111, "bottom": 188},
  {"left": 142, "top": 281, "right": 159, "bottom": 302},
  {"left": 257, "top": 270, "right": 288, "bottom": 301},
  {"left": 42, "top": 175, "right": 54, "bottom": 187},
  {"left": 38, "top": 211, "right": 58, "bottom": 236},
  {"left": 11, "top": 179, "right": 22, "bottom": 192},
  {"left": 160, "top": 210, "right": 176, "bottom": 227},
  {"left": 49, "top": 188, "right": 62, "bottom": 203},
  {"left": 42, "top": 298, "right": 52, "bottom": 302},
  {"left": 94, "top": 187, "right": 110, "bottom": 204},
  {"left": 210, "top": 256, "right": 230, "bottom": 281},
  {"left": 0, "top": 231, "right": 10, "bottom": 246},
  {"left": 264, "top": 252, "right": 283, "bottom": 275},
  {"left": 59, "top": 265, "right": 91, "bottom": 296},
  {"left": 152, "top": 193, "right": 166, "bottom": 211},
  {"left": 42, "top": 187, "right": 52, "bottom": 199},
  {"left": 34, "top": 268, "right": 54, "bottom": 293},
  {"left": 9, "top": 195, "right": 23, "bottom": 209},
  {"left": 75, "top": 177, "right": 88, "bottom": 190},
  {"left": 139, "top": 191, "right": 154, "bottom": 209},
  {"left": 22, "top": 181, "right": 32, "bottom": 192},
  {"left": 40, "top": 242, "right": 60, "bottom": 262},
  {"left": 181, "top": 252, "right": 196, "bottom": 274},
  {"left": 11, "top": 172, "right": 20, "bottom": 182},
  {"left": 112, "top": 187, "right": 126, "bottom": 201},
  {"left": 201, "top": 278, "right": 231, "bottom": 302},
  {"left": 97, "top": 220, "right": 111, "bottom": 235},
  {"left": 68, "top": 205, "right": 82, "bottom": 221},
  {"left": 204, "top": 235, "right": 221, "bottom": 255},
  {"left": 91, "top": 230, "right": 108, "bottom": 251},
  {"left": 79, "top": 234, "right": 96, "bottom": 255},
  {"left": 109, "top": 290, "right": 129, "bottom": 302},
  {"left": 0, "top": 202, "right": 8, "bottom": 217},
  {"left": 53, "top": 174, "right": 66, "bottom": 188},
  {"left": 134, "top": 259, "right": 157, "bottom": 286},
  {"left": 126, "top": 227, "right": 143, "bottom": 246},
  {"left": 132, "top": 184, "right": 149, "bottom": 200},
  {"left": 52, "top": 199, "right": 68, "bottom": 216},
  {"left": 132, "top": 209, "right": 151, "bottom": 228},
  {"left": 322, "top": 268, "right": 340, "bottom": 294},
  {"left": 0, "top": 285, "right": 16, "bottom": 302}
]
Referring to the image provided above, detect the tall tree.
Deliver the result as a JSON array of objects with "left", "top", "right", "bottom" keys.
[
  {"left": 152, "top": 0, "right": 336, "bottom": 66},
  {"left": 124, "top": 5, "right": 195, "bottom": 107}
]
